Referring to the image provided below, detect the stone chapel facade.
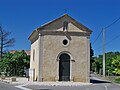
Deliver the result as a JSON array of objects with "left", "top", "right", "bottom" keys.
[{"left": 28, "top": 14, "right": 92, "bottom": 82}]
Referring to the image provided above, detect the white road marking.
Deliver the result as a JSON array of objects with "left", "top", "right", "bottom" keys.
[
  {"left": 15, "top": 85, "right": 32, "bottom": 90},
  {"left": 105, "top": 85, "right": 108, "bottom": 90}
]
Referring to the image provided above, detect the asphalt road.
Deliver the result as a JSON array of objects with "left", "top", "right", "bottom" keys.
[
  {"left": 0, "top": 82, "right": 21, "bottom": 90},
  {"left": 25, "top": 83, "right": 120, "bottom": 90},
  {"left": 0, "top": 81, "right": 120, "bottom": 90},
  {"left": 25, "top": 74, "right": 120, "bottom": 90},
  {"left": 0, "top": 74, "right": 120, "bottom": 90}
]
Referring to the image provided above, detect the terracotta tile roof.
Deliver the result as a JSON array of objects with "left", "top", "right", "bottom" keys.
[{"left": 10, "top": 50, "right": 31, "bottom": 55}]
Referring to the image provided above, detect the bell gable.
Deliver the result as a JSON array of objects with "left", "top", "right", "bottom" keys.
[
  {"left": 37, "top": 14, "right": 92, "bottom": 33},
  {"left": 29, "top": 14, "right": 92, "bottom": 41}
]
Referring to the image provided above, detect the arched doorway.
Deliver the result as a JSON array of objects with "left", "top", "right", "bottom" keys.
[{"left": 59, "top": 53, "right": 70, "bottom": 81}]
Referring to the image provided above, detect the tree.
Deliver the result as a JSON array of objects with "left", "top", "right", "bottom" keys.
[
  {"left": 93, "top": 55, "right": 103, "bottom": 74},
  {"left": 0, "top": 25, "right": 15, "bottom": 59},
  {"left": 93, "top": 51, "right": 120, "bottom": 76},
  {"left": 105, "top": 52, "right": 119, "bottom": 76},
  {"left": 90, "top": 43, "right": 94, "bottom": 71},
  {"left": 112, "top": 55, "right": 120, "bottom": 75},
  {"left": 0, "top": 50, "right": 30, "bottom": 76},
  {"left": 11, "top": 50, "right": 30, "bottom": 76},
  {"left": 0, "top": 52, "right": 13, "bottom": 75}
]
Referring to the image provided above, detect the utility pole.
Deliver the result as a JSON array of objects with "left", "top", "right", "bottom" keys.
[{"left": 102, "top": 28, "right": 105, "bottom": 77}]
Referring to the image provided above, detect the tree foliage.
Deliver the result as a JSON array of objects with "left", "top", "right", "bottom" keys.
[
  {"left": 92, "top": 51, "right": 120, "bottom": 76},
  {"left": 90, "top": 43, "right": 94, "bottom": 71},
  {"left": 112, "top": 55, "right": 120, "bottom": 75},
  {"left": 0, "top": 50, "right": 30, "bottom": 76}
]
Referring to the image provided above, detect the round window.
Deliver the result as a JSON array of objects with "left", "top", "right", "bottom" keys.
[{"left": 63, "top": 39, "right": 68, "bottom": 45}]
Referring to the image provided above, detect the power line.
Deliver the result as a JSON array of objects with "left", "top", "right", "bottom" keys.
[
  {"left": 95, "top": 31, "right": 120, "bottom": 51},
  {"left": 92, "top": 29, "right": 102, "bottom": 45},
  {"left": 92, "top": 17, "right": 120, "bottom": 45},
  {"left": 104, "top": 17, "right": 120, "bottom": 29},
  {"left": 106, "top": 33, "right": 120, "bottom": 46}
]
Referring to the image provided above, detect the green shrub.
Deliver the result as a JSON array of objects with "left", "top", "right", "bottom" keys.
[{"left": 114, "top": 77, "right": 120, "bottom": 83}]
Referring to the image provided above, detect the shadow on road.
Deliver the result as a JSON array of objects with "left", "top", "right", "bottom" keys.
[
  {"left": 35, "top": 89, "right": 51, "bottom": 90},
  {"left": 90, "top": 79, "right": 111, "bottom": 84}
]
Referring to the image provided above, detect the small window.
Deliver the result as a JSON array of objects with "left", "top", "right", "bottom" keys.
[
  {"left": 63, "top": 39, "right": 68, "bottom": 45},
  {"left": 33, "top": 49, "right": 35, "bottom": 61},
  {"left": 63, "top": 21, "right": 68, "bottom": 31}
]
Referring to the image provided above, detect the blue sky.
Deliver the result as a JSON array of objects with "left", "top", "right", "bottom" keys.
[{"left": 0, "top": 0, "right": 120, "bottom": 55}]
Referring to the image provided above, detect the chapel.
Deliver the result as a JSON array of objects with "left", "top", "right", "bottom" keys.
[{"left": 28, "top": 14, "right": 92, "bottom": 82}]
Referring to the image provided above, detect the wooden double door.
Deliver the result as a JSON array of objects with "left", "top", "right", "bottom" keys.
[{"left": 59, "top": 53, "right": 70, "bottom": 81}]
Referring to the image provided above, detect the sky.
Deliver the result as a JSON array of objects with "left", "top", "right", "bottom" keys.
[{"left": 0, "top": 0, "right": 120, "bottom": 55}]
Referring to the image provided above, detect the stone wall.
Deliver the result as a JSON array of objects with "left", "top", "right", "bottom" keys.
[
  {"left": 42, "top": 34, "right": 90, "bottom": 82},
  {"left": 30, "top": 39, "right": 39, "bottom": 81}
]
